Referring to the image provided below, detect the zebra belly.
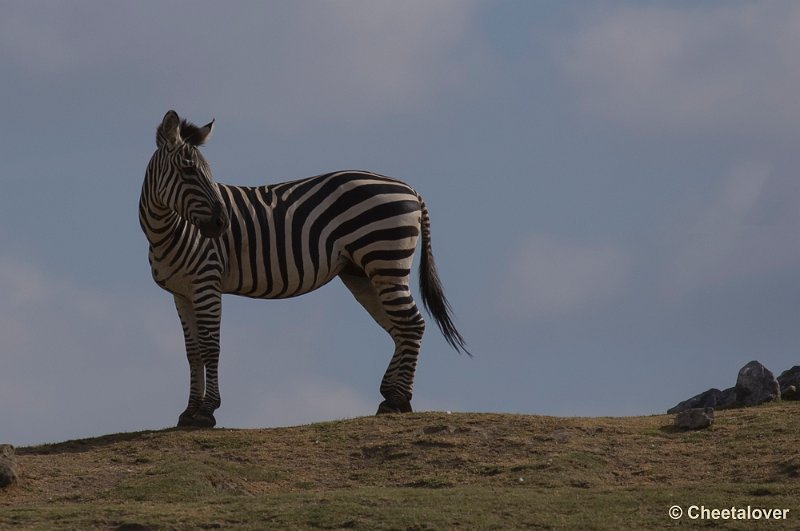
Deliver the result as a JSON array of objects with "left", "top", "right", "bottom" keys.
[{"left": 220, "top": 250, "right": 348, "bottom": 299}]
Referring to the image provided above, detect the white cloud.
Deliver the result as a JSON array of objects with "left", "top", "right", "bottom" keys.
[
  {"left": 0, "top": 2, "right": 483, "bottom": 128},
  {"left": 236, "top": 379, "right": 376, "bottom": 428},
  {"left": 218, "top": 0, "right": 484, "bottom": 129},
  {"left": 498, "top": 234, "right": 631, "bottom": 318},
  {"left": 0, "top": 255, "right": 183, "bottom": 445},
  {"left": 0, "top": 256, "right": 49, "bottom": 305},
  {"left": 0, "top": 252, "right": 377, "bottom": 444},
  {"left": 663, "top": 162, "right": 800, "bottom": 296},
  {"left": 270, "top": 1, "right": 478, "bottom": 120},
  {"left": 560, "top": 2, "right": 800, "bottom": 133}
]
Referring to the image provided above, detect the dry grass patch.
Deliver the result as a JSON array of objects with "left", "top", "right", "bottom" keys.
[{"left": 1, "top": 402, "right": 798, "bottom": 529}]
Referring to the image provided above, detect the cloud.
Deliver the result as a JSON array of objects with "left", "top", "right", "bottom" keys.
[
  {"left": 0, "top": 255, "right": 183, "bottom": 445},
  {"left": 559, "top": 2, "right": 800, "bottom": 133},
  {"left": 0, "top": 257, "right": 56, "bottom": 303},
  {"left": 498, "top": 234, "right": 631, "bottom": 318},
  {"left": 0, "top": 252, "right": 377, "bottom": 444},
  {"left": 235, "top": 379, "right": 376, "bottom": 428},
  {"left": 0, "top": 2, "right": 483, "bottom": 128},
  {"left": 262, "top": 1, "right": 480, "bottom": 124},
  {"left": 663, "top": 162, "right": 800, "bottom": 296}
]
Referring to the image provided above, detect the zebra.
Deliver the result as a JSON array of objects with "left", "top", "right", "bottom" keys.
[{"left": 139, "top": 110, "right": 468, "bottom": 428}]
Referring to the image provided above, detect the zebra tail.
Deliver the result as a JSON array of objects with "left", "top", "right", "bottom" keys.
[{"left": 418, "top": 198, "right": 471, "bottom": 356}]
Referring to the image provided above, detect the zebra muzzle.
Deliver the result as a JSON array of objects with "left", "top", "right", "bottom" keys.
[{"left": 198, "top": 203, "right": 229, "bottom": 238}]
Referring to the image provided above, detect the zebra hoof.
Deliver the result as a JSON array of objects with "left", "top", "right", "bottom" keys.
[
  {"left": 376, "top": 398, "right": 413, "bottom": 415},
  {"left": 177, "top": 411, "right": 198, "bottom": 427},
  {"left": 191, "top": 412, "right": 217, "bottom": 428}
]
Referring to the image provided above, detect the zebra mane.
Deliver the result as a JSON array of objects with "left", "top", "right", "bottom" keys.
[{"left": 179, "top": 119, "right": 208, "bottom": 147}]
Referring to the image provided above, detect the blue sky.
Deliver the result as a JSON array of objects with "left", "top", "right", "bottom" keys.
[{"left": 1, "top": 1, "right": 798, "bottom": 446}]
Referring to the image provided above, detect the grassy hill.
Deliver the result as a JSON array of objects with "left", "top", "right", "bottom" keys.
[{"left": 2, "top": 402, "right": 798, "bottom": 529}]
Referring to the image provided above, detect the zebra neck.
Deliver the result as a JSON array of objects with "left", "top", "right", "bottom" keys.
[{"left": 139, "top": 200, "right": 191, "bottom": 250}]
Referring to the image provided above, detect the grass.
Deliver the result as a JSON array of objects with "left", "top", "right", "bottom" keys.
[{"left": 1, "top": 402, "right": 799, "bottom": 529}]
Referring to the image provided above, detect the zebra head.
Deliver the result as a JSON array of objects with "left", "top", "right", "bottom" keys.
[{"left": 148, "top": 110, "right": 230, "bottom": 238}]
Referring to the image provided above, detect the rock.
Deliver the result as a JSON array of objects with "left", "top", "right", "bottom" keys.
[
  {"left": 675, "top": 407, "right": 714, "bottom": 430},
  {"left": 735, "top": 360, "right": 780, "bottom": 407},
  {"left": 667, "top": 387, "right": 736, "bottom": 414},
  {"left": 716, "top": 387, "right": 738, "bottom": 409},
  {"left": 0, "top": 445, "right": 18, "bottom": 489},
  {"left": 668, "top": 361, "right": 795, "bottom": 414},
  {"left": 781, "top": 385, "right": 798, "bottom": 401},
  {"left": 777, "top": 366, "right": 800, "bottom": 399}
]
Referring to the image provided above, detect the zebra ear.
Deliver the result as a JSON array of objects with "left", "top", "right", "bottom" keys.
[
  {"left": 185, "top": 119, "right": 214, "bottom": 147},
  {"left": 157, "top": 110, "right": 182, "bottom": 148}
]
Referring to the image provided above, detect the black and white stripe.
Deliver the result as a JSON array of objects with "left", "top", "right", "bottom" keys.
[{"left": 139, "top": 110, "right": 467, "bottom": 428}]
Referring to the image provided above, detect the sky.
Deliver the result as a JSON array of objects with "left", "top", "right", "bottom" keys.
[{"left": 1, "top": 1, "right": 798, "bottom": 446}]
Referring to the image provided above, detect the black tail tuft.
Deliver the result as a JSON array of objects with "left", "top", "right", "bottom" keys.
[{"left": 418, "top": 201, "right": 471, "bottom": 356}]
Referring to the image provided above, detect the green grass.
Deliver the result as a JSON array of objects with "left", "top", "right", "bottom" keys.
[
  {"left": 2, "top": 403, "right": 799, "bottom": 529},
  {"left": 4, "top": 486, "right": 796, "bottom": 530}
]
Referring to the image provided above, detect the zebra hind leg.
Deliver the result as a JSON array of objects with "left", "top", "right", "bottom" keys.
[
  {"left": 375, "top": 282, "right": 424, "bottom": 414},
  {"left": 340, "top": 270, "right": 423, "bottom": 414}
]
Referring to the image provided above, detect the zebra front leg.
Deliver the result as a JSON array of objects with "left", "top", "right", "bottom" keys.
[
  {"left": 190, "top": 290, "right": 223, "bottom": 428},
  {"left": 374, "top": 283, "right": 425, "bottom": 414},
  {"left": 174, "top": 295, "right": 205, "bottom": 427}
]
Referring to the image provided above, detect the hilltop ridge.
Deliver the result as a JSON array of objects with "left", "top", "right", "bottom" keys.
[{"left": 2, "top": 404, "right": 798, "bottom": 529}]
